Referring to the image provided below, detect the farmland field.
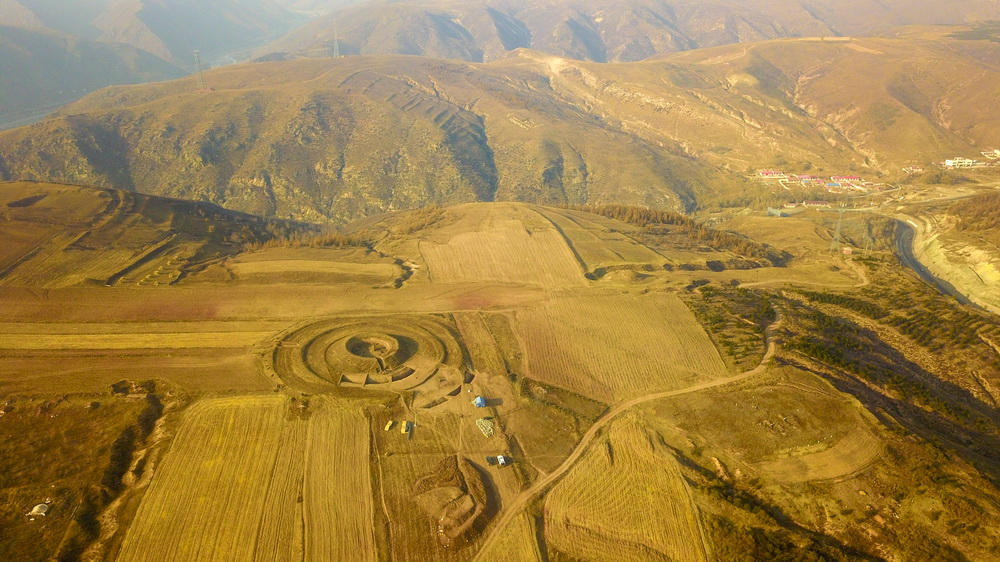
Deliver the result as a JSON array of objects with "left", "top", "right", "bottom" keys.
[
  {"left": 475, "top": 513, "right": 542, "bottom": 562},
  {"left": 0, "top": 332, "right": 272, "bottom": 350},
  {"left": 534, "top": 207, "right": 664, "bottom": 270},
  {"left": 303, "top": 406, "right": 376, "bottom": 561},
  {"left": 544, "top": 416, "right": 708, "bottom": 561},
  {"left": 514, "top": 293, "right": 730, "bottom": 402},
  {"left": 227, "top": 247, "right": 400, "bottom": 284},
  {"left": 116, "top": 396, "right": 374, "bottom": 562},
  {"left": 419, "top": 205, "right": 585, "bottom": 287},
  {"left": 5, "top": 188, "right": 1000, "bottom": 560}
]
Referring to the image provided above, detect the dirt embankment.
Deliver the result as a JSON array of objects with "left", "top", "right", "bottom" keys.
[
  {"left": 897, "top": 215, "right": 1000, "bottom": 314},
  {"left": 413, "top": 456, "right": 492, "bottom": 546}
]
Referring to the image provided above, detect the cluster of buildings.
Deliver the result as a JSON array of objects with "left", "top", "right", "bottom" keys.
[
  {"left": 756, "top": 170, "right": 885, "bottom": 193},
  {"left": 940, "top": 151, "right": 1000, "bottom": 169}
]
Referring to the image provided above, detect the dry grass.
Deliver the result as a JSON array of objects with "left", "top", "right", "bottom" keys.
[
  {"left": 0, "top": 332, "right": 272, "bottom": 350},
  {"left": 0, "top": 396, "right": 146, "bottom": 561},
  {"left": 514, "top": 293, "right": 729, "bottom": 402},
  {"left": 544, "top": 416, "right": 707, "bottom": 561},
  {"left": 756, "top": 425, "right": 881, "bottom": 483},
  {"left": 117, "top": 396, "right": 374, "bottom": 562},
  {"left": 0, "top": 349, "right": 268, "bottom": 394},
  {"left": 117, "top": 396, "right": 301, "bottom": 561},
  {"left": 453, "top": 312, "right": 506, "bottom": 376},
  {"left": 230, "top": 259, "right": 395, "bottom": 277},
  {"left": 475, "top": 513, "right": 542, "bottom": 562},
  {"left": 227, "top": 247, "right": 399, "bottom": 284}
]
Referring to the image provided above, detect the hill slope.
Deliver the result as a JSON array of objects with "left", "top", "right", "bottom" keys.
[
  {"left": 260, "top": 0, "right": 1000, "bottom": 63},
  {"left": 0, "top": 180, "right": 302, "bottom": 287},
  {"left": 1, "top": 31, "right": 998, "bottom": 221}
]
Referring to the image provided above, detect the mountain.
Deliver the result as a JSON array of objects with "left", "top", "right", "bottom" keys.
[
  {"left": 1, "top": 0, "right": 306, "bottom": 66},
  {"left": 259, "top": 0, "right": 1000, "bottom": 63},
  {"left": 271, "top": 0, "right": 368, "bottom": 17},
  {"left": 0, "top": 30, "right": 998, "bottom": 222},
  {"left": 0, "top": 25, "right": 184, "bottom": 129}
]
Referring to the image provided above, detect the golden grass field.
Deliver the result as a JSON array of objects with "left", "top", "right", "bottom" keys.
[
  {"left": 514, "top": 293, "right": 730, "bottom": 402},
  {"left": 649, "top": 366, "right": 885, "bottom": 482},
  {"left": 117, "top": 396, "right": 373, "bottom": 562},
  {"left": 534, "top": 207, "right": 664, "bottom": 269}
]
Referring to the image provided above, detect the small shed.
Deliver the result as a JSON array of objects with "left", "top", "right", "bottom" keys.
[
  {"left": 473, "top": 396, "right": 487, "bottom": 408},
  {"left": 384, "top": 420, "right": 396, "bottom": 432},
  {"left": 496, "top": 455, "right": 510, "bottom": 467}
]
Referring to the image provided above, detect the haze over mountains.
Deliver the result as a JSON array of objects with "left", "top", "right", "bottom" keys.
[
  {"left": 1, "top": 0, "right": 304, "bottom": 64},
  {"left": 2, "top": 28, "right": 998, "bottom": 222},
  {"left": 0, "top": 0, "right": 308, "bottom": 127},
  {"left": 3, "top": 0, "right": 1000, "bottom": 131},
  {"left": 261, "top": 0, "right": 1000, "bottom": 63},
  {"left": 0, "top": 25, "right": 184, "bottom": 128}
]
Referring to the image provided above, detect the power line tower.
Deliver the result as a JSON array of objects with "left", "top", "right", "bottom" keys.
[
  {"left": 830, "top": 206, "right": 844, "bottom": 254},
  {"left": 193, "top": 50, "right": 207, "bottom": 91},
  {"left": 332, "top": 29, "right": 341, "bottom": 58}
]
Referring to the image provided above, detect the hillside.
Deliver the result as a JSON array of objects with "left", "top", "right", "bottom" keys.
[
  {"left": 0, "top": 180, "right": 304, "bottom": 287},
  {"left": 1, "top": 31, "right": 998, "bottom": 222},
  {"left": 0, "top": 25, "right": 183, "bottom": 129},
  {"left": 260, "top": 0, "right": 1000, "bottom": 63}
]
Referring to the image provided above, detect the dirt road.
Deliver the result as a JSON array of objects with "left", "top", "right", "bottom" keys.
[{"left": 473, "top": 313, "right": 783, "bottom": 559}]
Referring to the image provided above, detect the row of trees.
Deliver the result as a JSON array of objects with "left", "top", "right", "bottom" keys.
[
  {"left": 576, "top": 204, "right": 791, "bottom": 265},
  {"left": 243, "top": 227, "right": 372, "bottom": 252},
  {"left": 951, "top": 191, "right": 1000, "bottom": 232}
]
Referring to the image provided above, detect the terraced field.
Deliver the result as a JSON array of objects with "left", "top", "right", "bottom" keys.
[
  {"left": 227, "top": 247, "right": 400, "bottom": 285},
  {"left": 6, "top": 194, "right": 999, "bottom": 561}
]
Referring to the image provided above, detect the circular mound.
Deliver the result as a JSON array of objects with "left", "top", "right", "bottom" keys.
[{"left": 273, "top": 315, "right": 465, "bottom": 393}]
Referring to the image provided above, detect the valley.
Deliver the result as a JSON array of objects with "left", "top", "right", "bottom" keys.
[
  {"left": 1, "top": 180, "right": 998, "bottom": 560},
  {"left": 2, "top": 4, "right": 1000, "bottom": 560}
]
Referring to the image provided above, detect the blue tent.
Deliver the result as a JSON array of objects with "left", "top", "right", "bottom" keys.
[{"left": 473, "top": 396, "right": 487, "bottom": 408}]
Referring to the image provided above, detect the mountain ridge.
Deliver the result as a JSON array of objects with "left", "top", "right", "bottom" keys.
[
  {"left": 1, "top": 30, "right": 998, "bottom": 222},
  {"left": 259, "top": 0, "right": 1000, "bottom": 63}
]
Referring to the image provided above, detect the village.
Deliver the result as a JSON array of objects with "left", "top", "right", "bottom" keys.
[{"left": 755, "top": 169, "right": 889, "bottom": 194}]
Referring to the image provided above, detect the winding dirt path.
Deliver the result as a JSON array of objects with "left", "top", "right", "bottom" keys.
[{"left": 474, "top": 313, "right": 784, "bottom": 558}]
